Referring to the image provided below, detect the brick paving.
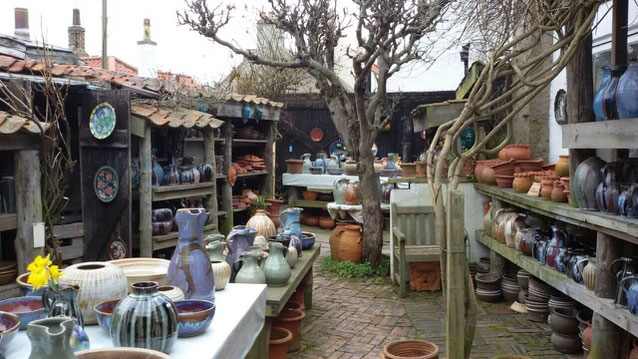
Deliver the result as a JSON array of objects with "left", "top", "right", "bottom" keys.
[{"left": 290, "top": 227, "right": 569, "bottom": 359}]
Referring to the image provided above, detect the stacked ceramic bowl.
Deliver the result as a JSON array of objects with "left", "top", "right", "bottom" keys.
[
  {"left": 549, "top": 308, "right": 582, "bottom": 354},
  {"left": 516, "top": 269, "right": 530, "bottom": 304},
  {"left": 525, "top": 278, "right": 553, "bottom": 322},
  {"left": 501, "top": 274, "right": 520, "bottom": 303},
  {"left": 548, "top": 293, "right": 576, "bottom": 313},
  {"left": 475, "top": 273, "right": 502, "bottom": 302},
  {"left": 477, "top": 257, "right": 491, "bottom": 275}
]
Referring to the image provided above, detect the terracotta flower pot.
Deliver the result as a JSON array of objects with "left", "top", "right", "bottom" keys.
[
  {"left": 286, "top": 160, "right": 303, "bottom": 174},
  {"left": 461, "top": 161, "right": 475, "bottom": 177},
  {"left": 274, "top": 308, "right": 306, "bottom": 352},
  {"left": 551, "top": 181, "right": 568, "bottom": 203},
  {"left": 495, "top": 175, "right": 514, "bottom": 188},
  {"left": 416, "top": 162, "right": 427, "bottom": 178},
  {"left": 301, "top": 191, "right": 318, "bottom": 201},
  {"left": 500, "top": 144, "right": 531, "bottom": 161},
  {"left": 319, "top": 216, "right": 335, "bottom": 229},
  {"left": 305, "top": 214, "right": 319, "bottom": 227},
  {"left": 339, "top": 225, "right": 362, "bottom": 263},
  {"left": 290, "top": 289, "right": 305, "bottom": 306},
  {"left": 402, "top": 163, "right": 417, "bottom": 178},
  {"left": 329, "top": 223, "right": 348, "bottom": 261},
  {"left": 513, "top": 159, "right": 543, "bottom": 173},
  {"left": 269, "top": 326, "right": 293, "bottom": 359},
  {"left": 344, "top": 181, "right": 361, "bottom": 205},
  {"left": 555, "top": 155, "right": 570, "bottom": 177},
  {"left": 382, "top": 340, "right": 439, "bottom": 359},
  {"left": 513, "top": 172, "right": 534, "bottom": 193},
  {"left": 285, "top": 300, "right": 305, "bottom": 312},
  {"left": 491, "top": 159, "right": 515, "bottom": 176},
  {"left": 482, "top": 166, "right": 497, "bottom": 185},
  {"left": 474, "top": 161, "right": 486, "bottom": 183},
  {"left": 541, "top": 179, "right": 554, "bottom": 200}
]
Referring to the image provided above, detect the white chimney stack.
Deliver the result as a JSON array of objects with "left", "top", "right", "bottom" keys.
[
  {"left": 14, "top": 8, "right": 30, "bottom": 41},
  {"left": 137, "top": 18, "right": 157, "bottom": 78}
]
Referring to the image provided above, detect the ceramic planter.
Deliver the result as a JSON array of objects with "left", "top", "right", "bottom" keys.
[
  {"left": 111, "top": 281, "right": 178, "bottom": 354},
  {"left": 157, "top": 285, "right": 185, "bottom": 302},
  {"left": 549, "top": 308, "right": 579, "bottom": 336},
  {"left": 482, "top": 166, "right": 497, "bottom": 185},
  {"left": 499, "top": 145, "right": 531, "bottom": 161},
  {"left": 27, "top": 317, "right": 75, "bottom": 359},
  {"left": 247, "top": 210, "right": 277, "bottom": 237},
  {"left": 513, "top": 159, "right": 543, "bottom": 173},
  {"left": 58, "top": 261, "right": 128, "bottom": 325},
  {"left": 269, "top": 326, "right": 293, "bottom": 359},
  {"left": 513, "top": 172, "right": 534, "bottom": 193},
  {"left": 301, "top": 191, "right": 318, "bottom": 201},
  {"left": 495, "top": 175, "right": 514, "bottom": 188},
  {"left": 540, "top": 179, "right": 554, "bottom": 200},
  {"left": 339, "top": 225, "right": 362, "bottom": 263},
  {"left": 211, "top": 260, "right": 231, "bottom": 290},
  {"left": 491, "top": 159, "right": 515, "bottom": 176},
  {"left": 382, "top": 340, "right": 439, "bottom": 359},
  {"left": 555, "top": 155, "right": 569, "bottom": 177},
  {"left": 551, "top": 181, "right": 568, "bottom": 203},
  {"left": 273, "top": 308, "right": 306, "bottom": 352},
  {"left": 329, "top": 222, "right": 348, "bottom": 261},
  {"left": 286, "top": 159, "right": 303, "bottom": 174},
  {"left": 319, "top": 216, "right": 336, "bottom": 229},
  {"left": 344, "top": 181, "right": 361, "bottom": 205}
]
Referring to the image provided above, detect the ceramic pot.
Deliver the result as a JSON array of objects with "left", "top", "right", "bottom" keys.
[
  {"left": 482, "top": 166, "right": 497, "bottom": 185},
  {"left": 42, "top": 285, "right": 90, "bottom": 352},
  {"left": 582, "top": 321, "right": 592, "bottom": 349},
  {"left": 495, "top": 175, "right": 514, "bottom": 188},
  {"left": 27, "top": 317, "right": 76, "bottom": 359},
  {"left": 513, "top": 173, "right": 533, "bottom": 193},
  {"left": 157, "top": 285, "right": 185, "bottom": 302},
  {"left": 287, "top": 246, "right": 298, "bottom": 269},
  {"left": 339, "top": 225, "right": 362, "bottom": 263},
  {"left": 344, "top": 160, "right": 358, "bottom": 175},
  {"left": 573, "top": 156, "right": 606, "bottom": 210},
  {"left": 550, "top": 332, "right": 581, "bottom": 354},
  {"left": 382, "top": 340, "right": 439, "bottom": 359},
  {"left": 111, "top": 281, "right": 178, "bottom": 354},
  {"left": 602, "top": 65, "right": 627, "bottom": 120},
  {"left": 617, "top": 62, "right": 638, "bottom": 118},
  {"left": 247, "top": 210, "right": 277, "bottom": 237},
  {"left": 210, "top": 260, "right": 231, "bottom": 291},
  {"left": 549, "top": 308, "right": 579, "bottom": 336},
  {"left": 504, "top": 213, "right": 526, "bottom": 249},
  {"left": 475, "top": 161, "right": 486, "bottom": 183},
  {"left": 286, "top": 160, "right": 303, "bottom": 174},
  {"left": 319, "top": 216, "right": 335, "bottom": 229},
  {"left": 269, "top": 326, "right": 293, "bottom": 359},
  {"left": 596, "top": 162, "right": 622, "bottom": 214},
  {"left": 593, "top": 66, "right": 611, "bottom": 121},
  {"left": 333, "top": 178, "right": 349, "bottom": 205},
  {"left": 518, "top": 229, "right": 538, "bottom": 256},
  {"left": 152, "top": 208, "right": 173, "bottom": 223},
  {"left": 513, "top": 159, "right": 543, "bottom": 173},
  {"left": 329, "top": 223, "right": 348, "bottom": 261},
  {"left": 500, "top": 145, "right": 531, "bottom": 161},
  {"left": 551, "top": 181, "right": 568, "bottom": 203},
  {"left": 266, "top": 198, "right": 284, "bottom": 218},
  {"left": 619, "top": 184, "right": 638, "bottom": 217},
  {"left": 582, "top": 257, "right": 596, "bottom": 291},
  {"left": 225, "top": 225, "right": 258, "bottom": 282},
  {"left": 58, "top": 262, "right": 128, "bottom": 325},
  {"left": 492, "top": 159, "right": 515, "bottom": 176},
  {"left": 483, "top": 202, "right": 493, "bottom": 237},
  {"left": 344, "top": 181, "right": 361, "bottom": 205},
  {"left": 495, "top": 210, "right": 515, "bottom": 244},
  {"left": 273, "top": 308, "right": 306, "bottom": 352},
  {"left": 540, "top": 179, "right": 554, "bottom": 200},
  {"left": 416, "top": 162, "right": 427, "bottom": 178},
  {"left": 280, "top": 207, "right": 303, "bottom": 240},
  {"left": 235, "top": 251, "right": 266, "bottom": 284},
  {"left": 167, "top": 208, "right": 215, "bottom": 301},
  {"left": 263, "top": 242, "right": 291, "bottom": 287},
  {"left": 305, "top": 214, "right": 319, "bottom": 227},
  {"left": 555, "top": 155, "right": 569, "bottom": 177},
  {"left": 402, "top": 163, "right": 416, "bottom": 178}
]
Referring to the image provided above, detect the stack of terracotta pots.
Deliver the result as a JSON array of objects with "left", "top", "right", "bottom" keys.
[{"left": 270, "top": 287, "right": 308, "bottom": 357}]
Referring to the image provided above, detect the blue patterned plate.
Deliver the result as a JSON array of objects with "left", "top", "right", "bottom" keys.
[
  {"left": 89, "top": 103, "right": 116, "bottom": 139},
  {"left": 94, "top": 166, "right": 119, "bottom": 203}
]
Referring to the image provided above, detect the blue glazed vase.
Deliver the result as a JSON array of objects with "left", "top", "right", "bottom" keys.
[
  {"left": 111, "top": 281, "right": 178, "bottom": 353},
  {"left": 619, "top": 184, "right": 638, "bottom": 217},
  {"left": 596, "top": 162, "right": 622, "bottom": 214},
  {"left": 616, "top": 62, "right": 638, "bottom": 119},
  {"left": 621, "top": 275, "right": 638, "bottom": 315},
  {"left": 593, "top": 66, "right": 611, "bottom": 121},
  {"left": 167, "top": 208, "right": 215, "bottom": 302},
  {"left": 602, "top": 65, "right": 627, "bottom": 120},
  {"left": 225, "top": 225, "right": 257, "bottom": 282},
  {"left": 152, "top": 156, "right": 164, "bottom": 187}
]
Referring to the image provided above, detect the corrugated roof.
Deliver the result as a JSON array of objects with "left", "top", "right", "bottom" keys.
[
  {"left": 0, "top": 110, "right": 49, "bottom": 135},
  {"left": 131, "top": 104, "right": 223, "bottom": 129}
]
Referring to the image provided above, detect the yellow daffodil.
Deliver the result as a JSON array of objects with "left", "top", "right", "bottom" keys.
[
  {"left": 27, "top": 271, "right": 48, "bottom": 289},
  {"left": 34, "top": 254, "right": 52, "bottom": 268},
  {"left": 25, "top": 254, "right": 63, "bottom": 290},
  {"left": 48, "top": 265, "right": 64, "bottom": 284}
]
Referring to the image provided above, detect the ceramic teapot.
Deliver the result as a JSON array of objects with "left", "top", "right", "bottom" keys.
[
  {"left": 263, "top": 242, "right": 291, "bottom": 286},
  {"left": 301, "top": 153, "right": 313, "bottom": 174}
]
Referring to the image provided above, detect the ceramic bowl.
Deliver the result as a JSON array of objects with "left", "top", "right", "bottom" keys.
[
  {"left": 475, "top": 273, "right": 501, "bottom": 291},
  {"left": 0, "top": 311, "right": 20, "bottom": 350},
  {"left": 16, "top": 273, "right": 49, "bottom": 297},
  {"left": 94, "top": 299, "right": 120, "bottom": 335},
  {"left": 326, "top": 168, "right": 344, "bottom": 175},
  {"left": 108, "top": 258, "right": 170, "bottom": 288},
  {"left": 0, "top": 296, "right": 46, "bottom": 330},
  {"left": 301, "top": 191, "right": 318, "bottom": 201},
  {"left": 174, "top": 300, "right": 216, "bottom": 338},
  {"left": 75, "top": 347, "right": 171, "bottom": 359},
  {"left": 301, "top": 232, "right": 316, "bottom": 250}
]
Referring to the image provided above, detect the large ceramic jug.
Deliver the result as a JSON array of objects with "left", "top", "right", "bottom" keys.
[
  {"left": 504, "top": 213, "right": 527, "bottom": 248},
  {"left": 593, "top": 66, "right": 611, "bottom": 121},
  {"left": 616, "top": 62, "right": 638, "bottom": 119},
  {"left": 27, "top": 317, "right": 77, "bottom": 359},
  {"left": 225, "top": 225, "right": 257, "bottom": 282},
  {"left": 596, "top": 162, "right": 621, "bottom": 214},
  {"left": 613, "top": 257, "right": 637, "bottom": 307},
  {"left": 167, "top": 208, "right": 215, "bottom": 302},
  {"left": 263, "top": 242, "right": 291, "bottom": 286},
  {"left": 301, "top": 153, "right": 312, "bottom": 174},
  {"left": 235, "top": 251, "right": 266, "bottom": 284},
  {"left": 546, "top": 225, "right": 566, "bottom": 269},
  {"left": 205, "top": 234, "right": 226, "bottom": 262},
  {"left": 602, "top": 65, "right": 627, "bottom": 120},
  {"left": 327, "top": 154, "right": 340, "bottom": 170},
  {"left": 333, "top": 178, "right": 349, "bottom": 205},
  {"left": 573, "top": 156, "right": 606, "bottom": 210},
  {"left": 280, "top": 207, "right": 303, "bottom": 240},
  {"left": 42, "top": 284, "right": 90, "bottom": 352}
]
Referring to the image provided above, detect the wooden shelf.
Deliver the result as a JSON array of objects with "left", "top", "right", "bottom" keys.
[
  {"left": 291, "top": 200, "right": 330, "bottom": 209},
  {"left": 152, "top": 182, "right": 215, "bottom": 202},
  {"left": 233, "top": 207, "right": 249, "bottom": 213},
  {"left": 0, "top": 214, "right": 17, "bottom": 232},
  {"left": 184, "top": 138, "right": 204, "bottom": 142},
  {"left": 237, "top": 172, "right": 269, "bottom": 179},
  {"left": 561, "top": 118, "right": 638, "bottom": 149},
  {"left": 388, "top": 177, "right": 475, "bottom": 184},
  {"left": 475, "top": 183, "right": 638, "bottom": 245},
  {"left": 152, "top": 223, "right": 217, "bottom": 251},
  {"left": 477, "top": 231, "right": 638, "bottom": 337},
  {"left": 232, "top": 139, "right": 268, "bottom": 146}
]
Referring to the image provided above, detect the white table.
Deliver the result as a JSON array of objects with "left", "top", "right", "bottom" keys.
[
  {"left": 7, "top": 283, "right": 266, "bottom": 359},
  {"left": 282, "top": 173, "right": 390, "bottom": 191}
]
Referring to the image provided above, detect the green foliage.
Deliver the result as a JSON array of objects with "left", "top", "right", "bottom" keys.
[
  {"left": 251, "top": 195, "right": 268, "bottom": 210},
  {"left": 321, "top": 256, "right": 389, "bottom": 278}
]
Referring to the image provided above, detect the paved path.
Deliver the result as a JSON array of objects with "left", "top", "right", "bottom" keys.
[{"left": 290, "top": 227, "right": 569, "bottom": 359}]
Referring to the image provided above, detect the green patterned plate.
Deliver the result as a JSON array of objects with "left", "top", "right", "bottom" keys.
[
  {"left": 89, "top": 103, "right": 116, "bottom": 139},
  {"left": 94, "top": 166, "right": 119, "bottom": 203}
]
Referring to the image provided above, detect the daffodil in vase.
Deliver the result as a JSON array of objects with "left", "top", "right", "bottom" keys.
[{"left": 27, "top": 255, "right": 90, "bottom": 351}]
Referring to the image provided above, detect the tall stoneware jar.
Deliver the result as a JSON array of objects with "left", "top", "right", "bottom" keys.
[
  {"left": 339, "top": 225, "right": 362, "bottom": 263},
  {"left": 555, "top": 155, "right": 570, "bottom": 177},
  {"left": 167, "top": 208, "right": 215, "bottom": 302},
  {"left": 344, "top": 181, "right": 361, "bottom": 205},
  {"left": 582, "top": 257, "right": 597, "bottom": 291},
  {"left": 111, "top": 281, "right": 178, "bottom": 354},
  {"left": 247, "top": 209, "right": 277, "bottom": 237},
  {"left": 329, "top": 222, "right": 348, "bottom": 261},
  {"left": 616, "top": 62, "right": 638, "bottom": 119},
  {"left": 58, "top": 261, "right": 128, "bottom": 325}
]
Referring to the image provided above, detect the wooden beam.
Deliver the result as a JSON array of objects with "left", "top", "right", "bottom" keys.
[
  {"left": 612, "top": 0, "right": 629, "bottom": 66},
  {"left": 13, "top": 150, "right": 42, "bottom": 274},
  {"left": 446, "top": 190, "right": 465, "bottom": 359},
  {"left": 219, "top": 123, "right": 234, "bottom": 235},
  {"left": 139, "top": 122, "right": 152, "bottom": 257},
  {"left": 561, "top": 118, "right": 638, "bottom": 149},
  {"left": 0, "top": 135, "right": 39, "bottom": 151},
  {"left": 204, "top": 129, "right": 219, "bottom": 230}
]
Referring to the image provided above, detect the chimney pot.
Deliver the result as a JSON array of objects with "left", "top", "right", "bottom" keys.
[
  {"left": 73, "top": 9, "right": 81, "bottom": 26},
  {"left": 14, "top": 8, "right": 30, "bottom": 40},
  {"left": 144, "top": 18, "right": 150, "bottom": 26},
  {"left": 68, "top": 9, "right": 88, "bottom": 57}
]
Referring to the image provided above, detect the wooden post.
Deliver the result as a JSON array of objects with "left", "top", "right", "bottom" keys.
[
  {"left": 139, "top": 123, "right": 153, "bottom": 257},
  {"left": 14, "top": 150, "right": 43, "bottom": 273},
  {"left": 262, "top": 124, "right": 274, "bottom": 197},
  {"left": 446, "top": 190, "right": 465, "bottom": 359},
  {"left": 219, "top": 123, "right": 234, "bottom": 234},
  {"left": 204, "top": 129, "right": 219, "bottom": 230}
]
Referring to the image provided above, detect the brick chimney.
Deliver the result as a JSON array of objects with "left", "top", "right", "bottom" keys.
[
  {"left": 137, "top": 18, "right": 157, "bottom": 78},
  {"left": 68, "top": 9, "right": 88, "bottom": 57},
  {"left": 14, "top": 8, "right": 30, "bottom": 41}
]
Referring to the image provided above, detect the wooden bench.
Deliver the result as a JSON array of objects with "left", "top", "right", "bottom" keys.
[{"left": 390, "top": 203, "right": 439, "bottom": 297}]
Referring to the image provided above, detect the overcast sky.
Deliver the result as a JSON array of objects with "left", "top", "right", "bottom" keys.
[{"left": 0, "top": 0, "right": 465, "bottom": 91}]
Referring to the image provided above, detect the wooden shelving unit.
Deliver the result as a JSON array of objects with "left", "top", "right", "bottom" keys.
[
  {"left": 561, "top": 118, "right": 638, "bottom": 149},
  {"left": 291, "top": 200, "right": 331, "bottom": 209}
]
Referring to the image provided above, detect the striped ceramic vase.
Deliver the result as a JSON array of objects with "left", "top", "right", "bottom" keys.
[{"left": 110, "top": 281, "right": 178, "bottom": 354}]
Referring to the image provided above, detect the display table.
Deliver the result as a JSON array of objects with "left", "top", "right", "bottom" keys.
[
  {"left": 8, "top": 283, "right": 266, "bottom": 359},
  {"left": 326, "top": 202, "right": 390, "bottom": 223}
]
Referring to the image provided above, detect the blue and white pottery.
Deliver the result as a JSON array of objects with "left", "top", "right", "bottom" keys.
[
  {"left": 0, "top": 296, "right": 46, "bottom": 330},
  {"left": 174, "top": 300, "right": 215, "bottom": 338}
]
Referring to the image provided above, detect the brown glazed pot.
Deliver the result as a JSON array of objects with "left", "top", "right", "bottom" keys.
[
  {"left": 319, "top": 216, "right": 336, "bottom": 229},
  {"left": 541, "top": 179, "right": 554, "bottom": 200},
  {"left": 274, "top": 308, "right": 306, "bottom": 352},
  {"left": 555, "top": 155, "right": 570, "bottom": 177},
  {"left": 339, "top": 225, "right": 362, "bottom": 263},
  {"left": 551, "top": 181, "right": 568, "bottom": 203},
  {"left": 513, "top": 173, "right": 534, "bottom": 193},
  {"left": 329, "top": 223, "right": 348, "bottom": 261},
  {"left": 382, "top": 340, "right": 439, "bottom": 359},
  {"left": 402, "top": 163, "right": 417, "bottom": 178},
  {"left": 269, "top": 326, "right": 293, "bottom": 359},
  {"left": 416, "top": 162, "right": 427, "bottom": 178},
  {"left": 344, "top": 181, "right": 361, "bottom": 205},
  {"left": 482, "top": 166, "right": 497, "bottom": 185},
  {"left": 286, "top": 159, "right": 303, "bottom": 174}
]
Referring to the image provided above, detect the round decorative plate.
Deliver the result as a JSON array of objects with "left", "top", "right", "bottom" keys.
[
  {"left": 89, "top": 103, "right": 117, "bottom": 139},
  {"left": 107, "top": 236, "right": 129, "bottom": 260},
  {"left": 310, "top": 128, "right": 324, "bottom": 142},
  {"left": 94, "top": 166, "right": 119, "bottom": 203}
]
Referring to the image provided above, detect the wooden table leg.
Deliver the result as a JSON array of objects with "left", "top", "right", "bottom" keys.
[
  {"left": 303, "top": 265, "right": 313, "bottom": 310},
  {"left": 246, "top": 318, "right": 271, "bottom": 359}
]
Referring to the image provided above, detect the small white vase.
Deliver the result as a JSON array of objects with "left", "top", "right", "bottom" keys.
[
  {"left": 157, "top": 285, "right": 185, "bottom": 302},
  {"left": 211, "top": 260, "right": 231, "bottom": 291}
]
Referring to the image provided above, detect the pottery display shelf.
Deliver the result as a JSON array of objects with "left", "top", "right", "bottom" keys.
[
  {"left": 476, "top": 230, "right": 638, "bottom": 338},
  {"left": 8, "top": 283, "right": 266, "bottom": 359}
]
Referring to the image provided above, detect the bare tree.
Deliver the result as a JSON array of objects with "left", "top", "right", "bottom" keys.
[
  {"left": 425, "top": 0, "right": 603, "bottom": 356},
  {"left": 179, "top": 0, "right": 454, "bottom": 266}
]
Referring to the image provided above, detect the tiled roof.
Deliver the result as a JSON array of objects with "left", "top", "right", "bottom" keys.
[
  {"left": 81, "top": 56, "right": 138, "bottom": 76},
  {"left": 157, "top": 71, "right": 201, "bottom": 89},
  {"left": 131, "top": 104, "right": 223, "bottom": 129},
  {"left": 223, "top": 93, "right": 284, "bottom": 108},
  {"left": 0, "top": 110, "right": 49, "bottom": 135}
]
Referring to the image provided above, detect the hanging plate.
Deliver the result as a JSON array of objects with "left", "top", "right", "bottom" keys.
[
  {"left": 94, "top": 166, "right": 119, "bottom": 203},
  {"left": 89, "top": 103, "right": 117, "bottom": 139},
  {"left": 310, "top": 128, "right": 324, "bottom": 142}
]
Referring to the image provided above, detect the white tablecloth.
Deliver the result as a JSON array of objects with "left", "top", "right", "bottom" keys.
[
  {"left": 326, "top": 202, "right": 390, "bottom": 223},
  {"left": 7, "top": 283, "right": 266, "bottom": 359},
  {"left": 282, "top": 173, "right": 390, "bottom": 190}
]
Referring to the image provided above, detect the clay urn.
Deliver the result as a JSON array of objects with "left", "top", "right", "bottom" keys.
[
  {"left": 541, "top": 178, "right": 554, "bottom": 200},
  {"left": 555, "top": 155, "right": 570, "bottom": 177},
  {"left": 513, "top": 172, "right": 534, "bottom": 193},
  {"left": 344, "top": 181, "right": 361, "bottom": 205},
  {"left": 474, "top": 160, "right": 486, "bottom": 183},
  {"left": 551, "top": 181, "right": 568, "bottom": 203}
]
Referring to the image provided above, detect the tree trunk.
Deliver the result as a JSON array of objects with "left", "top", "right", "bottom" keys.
[{"left": 358, "top": 145, "right": 384, "bottom": 267}]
